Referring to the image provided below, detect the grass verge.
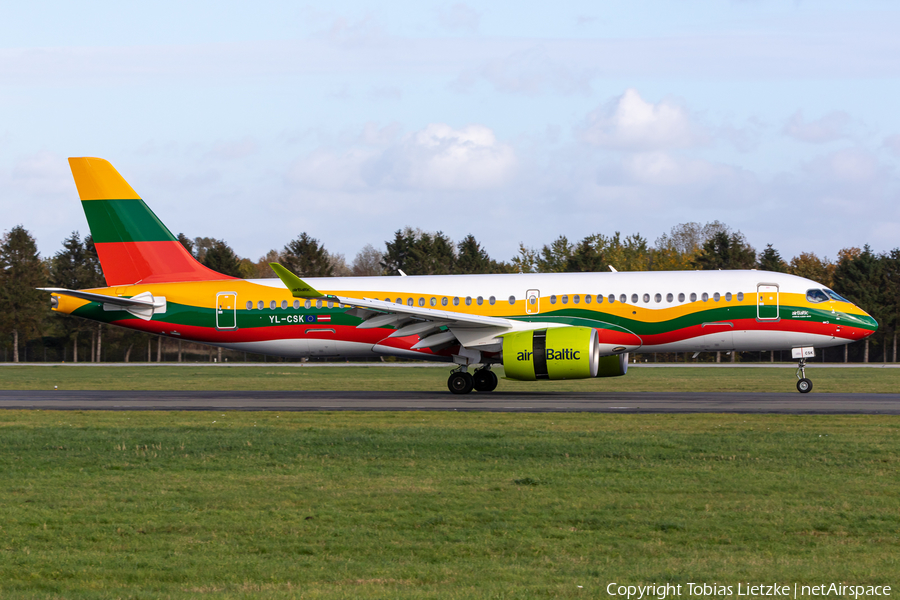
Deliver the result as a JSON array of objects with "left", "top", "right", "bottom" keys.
[{"left": 0, "top": 411, "right": 897, "bottom": 599}]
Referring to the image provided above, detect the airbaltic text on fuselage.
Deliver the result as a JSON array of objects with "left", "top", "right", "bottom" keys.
[{"left": 517, "top": 349, "right": 581, "bottom": 361}]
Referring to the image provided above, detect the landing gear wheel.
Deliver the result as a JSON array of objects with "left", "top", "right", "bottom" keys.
[
  {"left": 448, "top": 371, "right": 474, "bottom": 395},
  {"left": 473, "top": 369, "right": 499, "bottom": 392},
  {"left": 795, "top": 357, "right": 812, "bottom": 394}
]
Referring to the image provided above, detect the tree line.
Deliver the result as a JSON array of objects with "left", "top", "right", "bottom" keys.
[{"left": 1, "top": 221, "right": 897, "bottom": 364}]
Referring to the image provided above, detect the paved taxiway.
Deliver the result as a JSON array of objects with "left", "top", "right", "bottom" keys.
[{"left": 1, "top": 390, "right": 898, "bottom": 413}]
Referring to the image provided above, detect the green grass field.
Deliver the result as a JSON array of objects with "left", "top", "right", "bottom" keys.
[
  {"left": 1, "top": 364, "right": 899, "bottom": 393},
  {"left": 0, "top": 411, "right": 897, "bottom": 599}
]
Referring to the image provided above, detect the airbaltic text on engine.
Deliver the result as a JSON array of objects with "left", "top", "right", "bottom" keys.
[{"left": 516, "top": 348, "right": 581, "bottom": 361}]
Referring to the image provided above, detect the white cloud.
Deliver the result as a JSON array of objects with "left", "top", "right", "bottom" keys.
[
  {"left": 453, "top": 46, "right": 593, "bottom": 96},
  {"left": 784, "top": 110, "right": 851, "bottom": 143},
  {"left": 803, "top": 148, "right": 881, "bottom": 183},
  {"left": 620, "top": 152, "right": 735, "bottom": 187},
  {"left": 438, "top": 4, "right": 481, "bottom": 32},
  {"left": 11, "top": 151, "right": 72, "bottom": 197},
  {"left": 288, "top": 123, "right": 516, "bottom": 192},
  {"left": 208, "top": 137, "right": 258, "bottom": 160},
  {"left": 884, "top": 134, "right": 900, "bottom": 156},
  {"left": 580, "top": 89, "right": 705, "bottom": 151}
]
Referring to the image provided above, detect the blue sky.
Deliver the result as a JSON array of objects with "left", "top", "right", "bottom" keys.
[{"left": 2, "top": 0, "right": 899, "bottom": 266}]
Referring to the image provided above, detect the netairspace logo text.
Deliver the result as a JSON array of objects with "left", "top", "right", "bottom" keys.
[{"left": 606, "top": 583, "right": 892, "bottom": 599}]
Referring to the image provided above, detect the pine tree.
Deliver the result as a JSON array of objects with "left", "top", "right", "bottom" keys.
[
  {"left": 0, "top": 226, "right": 47, "bottom": 362},
  {"left": 281, "top": 233, "right": 333, "bottom": 277},
  {"left": 695, "top": 231, "right": 756, "bottom": 270},
  {"left": 758, "top": 244, "right": 789, "bottom": 273},
  {"left": 455, "top": 235, "right": 494, "bottom": 274},
  {"left": 201, "top": 239, "right": 244, "bottom": 277}
]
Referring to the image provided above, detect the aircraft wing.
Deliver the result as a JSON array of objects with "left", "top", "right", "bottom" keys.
[{"left": 269, "top": 263, "right": 518, "bottom": 353}]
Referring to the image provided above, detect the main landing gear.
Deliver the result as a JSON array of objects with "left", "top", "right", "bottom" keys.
[
  {"left": 796, "top": 357, "right": 813, "bottom": 394},
  {"left": 448, "top": 366, "right": 498, "bottom": 395}
]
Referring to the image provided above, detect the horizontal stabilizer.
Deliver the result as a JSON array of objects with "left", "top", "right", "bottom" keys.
[{"left": 39, "top": 288, "right": 166, "bottom": 321}]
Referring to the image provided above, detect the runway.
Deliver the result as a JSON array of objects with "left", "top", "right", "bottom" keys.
[{"left": 1, "top": 390, "right": 899, "bottom": 414}]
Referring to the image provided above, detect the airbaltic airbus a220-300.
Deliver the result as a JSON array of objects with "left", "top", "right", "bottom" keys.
[{"left": 42, "top": 158, "right": 878, "bottom": 394}]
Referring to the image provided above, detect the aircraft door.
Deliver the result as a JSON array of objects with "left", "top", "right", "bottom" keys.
[
  {"left": 216, "top": 292, "right": 237, "bottom": 330},
  {"left": 757, "top": 284, "right": 779, "bottom": 321},
  {"left": 525, "top": 289, "right": 540, "bottom": 314}
]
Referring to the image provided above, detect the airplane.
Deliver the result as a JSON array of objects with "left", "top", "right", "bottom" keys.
[{"left": 41, "top": 157, "right": 878, "bottom": 394}]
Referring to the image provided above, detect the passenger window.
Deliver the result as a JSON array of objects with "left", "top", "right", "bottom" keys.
[
  {"left": 585, "top": 295, "right": 592, "bottom": 304},
  {"left": 690, "top": 293, "right": 697, "bottom": 302},
  {"left": 643, "top": 293, "right": 650, "bottom": 303},
  {"left": 430, "top": 298, "right": 437, "bottom": 307},
  {"left": 281, "top": 300, "right": 288, "bottom": 309},
  {"left": 655, "top": 293, "right": 662, "bottom": 303},
  {"left": 550, "top": 295, "right": 557, "bottom": 304},
  {"left": 631, "top": 294, "right": 638, "bottom": 304},
  {"left": 562, "top": 295, "right": 568, "bottom": 305},
  {"left": 608, "top": 294, "right": 615, "bottom": 303},
  {"left": 327, "top": 300, "right": 334, "bottom": 309},
  {"left": 807, "top": 289, "right": 829, "bottom": 303},
  {"left": 465, "top": 297, "right": 472, "bottom": 306},
  {"left": 666, "top": 293, "right": 673, "bottom": 303},
  {"left": 508, "top": 296, "right": 516, "bottom": 305},
  {"left": 271, "top": 300, "right": 277, "bottom": 310},
  {"left": 453, "top": 297, "right": 460, "bottom": 306},
  {"left": 407, "top": 298, "right": 413, "bottom": 306},
  {"left": 305, "top": 300, "right": 311, "bottom": 309},
  {"left": 489, "top": 296, "right": 496, "bottom": 305},
  {"left": 316, "top": 300, "right": 323, "bottom": 309},
  {"left": 258, "top": 300, "right": 264, "bottom": 310},
  {"left": 441, "top": 297, "right": 448, "bottom": 306},
  {"left": 713, "top": 293, "right": 720, "bottom": 302},
  {"left": 619, "top": 294, "right": 626, "bottom": 303},
  {"left": 294, "top": 300, "right": 300, "bottom": 309},
  {"left": 737, "top": 292, "right": 744, "bottom": 302},
  {"left": 573, "top": 295, "right": 580, "bottom": 304},
  {"left": 246, "top": 301, "right": 253, "bottom": 310},
  {"left": 597, "top": 295, "right": 604, "bottom": 303},
  {"left": 702, "top": 293, "right": 709, "bottom": 302},
  {"left": 725, "top": 292, "right": 732, "bottom": 302},
  {"left": 418, "top": 298, "right": 425, "bottom": 307},
  {"left": 678, "top": 293, "right": 685, "bottom": 303},
  {"left": 477, "top": 296, "right": 484, "bottom": 305}
]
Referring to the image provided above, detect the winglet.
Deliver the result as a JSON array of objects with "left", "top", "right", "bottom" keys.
[{"left": 269, "top": 263, "right": 325, "bottom": 298}]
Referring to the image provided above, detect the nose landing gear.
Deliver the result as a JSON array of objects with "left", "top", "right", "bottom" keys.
[
  {"left": 796, "top": 357, "right": 813, "bottom": 393},
  {"left": 448, "top": 366, "right": 498, "bottom": 394}
]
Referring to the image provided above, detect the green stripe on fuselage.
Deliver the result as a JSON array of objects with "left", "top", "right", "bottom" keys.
[{"left": 81, "top": 199, "right": 177, "bottom": 244}]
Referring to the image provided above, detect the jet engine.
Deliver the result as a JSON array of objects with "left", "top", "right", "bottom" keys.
[{"left": 501, "top": 327, "right": 628, "bottom": 381}]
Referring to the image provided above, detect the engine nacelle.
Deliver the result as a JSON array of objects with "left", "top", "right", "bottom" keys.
[
  {"left": 597, "top": 353, "right": 628, "bottom": 377},
  {"left": 502, "top": 327, "right": 604, "bottom": 381}
]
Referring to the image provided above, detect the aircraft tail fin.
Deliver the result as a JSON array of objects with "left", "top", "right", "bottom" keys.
[{"left": 68, "top": 157, "right": 236, "bottom": 286}]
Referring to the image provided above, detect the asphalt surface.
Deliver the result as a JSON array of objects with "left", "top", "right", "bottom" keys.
[{"left": 1, "top": 390, "right": 898, "bottom": 413}]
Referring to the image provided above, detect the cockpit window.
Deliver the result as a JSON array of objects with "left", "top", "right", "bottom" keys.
[
  {"left": 824, "top": 289, "right": 850, "bottom": 303},
  {"left": 806, "top": 289, "right": 829, "bottom": 303}
]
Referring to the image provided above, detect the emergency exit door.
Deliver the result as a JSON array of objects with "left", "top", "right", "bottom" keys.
[
  {"left": 756, "top": 284, "right": 779, "bottom": 321},
  {"left": 525, "top": 289, "right": 540, "bottom": 314},
  {"left": 216, "top": 292, "right": 237, "bottom": 329}
]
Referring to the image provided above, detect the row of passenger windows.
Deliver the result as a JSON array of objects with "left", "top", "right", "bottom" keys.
[
  {"left": 549, "top": 292, "right": 744, "bottom": 305},
  {"left": 246, "top": 292, "right": 745, "bottom": 310},
  {"left": 247, "top": 299, "right": 337, "bottom": 310}
]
